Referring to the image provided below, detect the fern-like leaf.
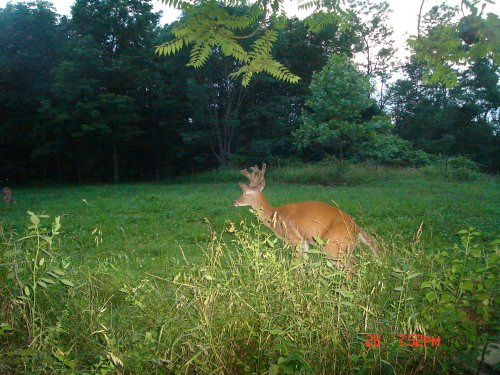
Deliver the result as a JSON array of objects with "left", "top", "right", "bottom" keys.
[
  {"left": 157, "top": 2, "right": 301, "bottom": 85},
  {"left": 304, "top": 11, "right": 341, "bottom": 33},
  {"left": 160, "top": 0, "right": 195, "bottom": 9}
]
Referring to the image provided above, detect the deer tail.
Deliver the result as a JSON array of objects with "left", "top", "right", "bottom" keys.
[{"left": 357, "top": 231, "right": 379, "bottom": 257}]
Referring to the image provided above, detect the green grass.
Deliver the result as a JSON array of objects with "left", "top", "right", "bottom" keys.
[
  {"left": 3, "top": 168, "right": 497, "bottom": 267},
  {"left": 0, "top": 166, "right": 499, "bottom": 373}
]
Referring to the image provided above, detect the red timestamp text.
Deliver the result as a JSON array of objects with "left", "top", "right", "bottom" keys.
[
  {"left": 398, "top": 334, "right": 441, "bottom": 347},
  {"left": 365, "top": 334, "right": 381, "bottom": 347},
  {"left": 365, "top": 334, "right": 441, "bottom": 347}
]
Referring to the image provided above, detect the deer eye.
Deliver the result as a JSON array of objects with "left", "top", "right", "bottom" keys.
[{"left": 243, "top": 192, "right": 246, "bottom": 196}]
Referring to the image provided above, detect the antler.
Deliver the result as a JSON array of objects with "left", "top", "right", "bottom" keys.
[{"left": 240, "top": 163, "right": 267, "bottom": 191}]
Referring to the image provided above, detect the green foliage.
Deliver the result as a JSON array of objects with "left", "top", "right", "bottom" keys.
[
  {"left": 1, "top": 1, "right": 498, "bottom": 181},
  {"left": 268, "top": 162, "right": 401, "bottom": 185},
  {"left": 294, "top": 54, "right": 375, "bottom": 159},
  {"left": 410, "top": 2, "right": 500, "bottom": 87},
  {"left": 229, "top": 16, "right": 357, "bottom": 166},
  {"left": 421, "top": 156, "right": 482, "bottom": 182},
  {"left": 155, "top": 0, "right": 401, "bottom": 87},
  {"left": 448, "top": 156, "right": 481, "bottom": 181},
  {"left": 294, "top": 56, "right": 425, "bottom": 166},
  {"left": 419, "top": 229, "right": 499, "bottom": 370},
  {"left": 160, "top": 222, "right": 498, "bottom": 373},
  {"left": 357, "top": 130, "right": 433, "bottom": 167},
  {"left": 0, "top": 212, "right": 73, "bottom": 348},
  {"left": 348, "top": 0, "right": 395, "bottom": 75},
  {"left": 0, "top": 1, "right": 64, "bottom": 180},
  {"left": 173, "top": 15, "right": 356, "bottom": 168},
  {"left": 37, "top": 0, "right": 161, "bottom": 182},
  {"left": 157, "top": 219, "right": 384, "bottom": 372},
  {"left": 303, "top": 10, "right": 342, "bottom": 33},
  {"left": 448, "top": 155, "right": 480, "bottom": 171},
  {"left": 389, "top": 54, "right": 499, "bottom": 172},
  {"left": 156, "top": 2, "right": 300, "bottom": 86},
  {"left": 229, "top": 28, "right": 302, "bottom": 85},
  {"left": 155, "top": 0, "right": 500, "bottom": 89},
  {"left": 174, "top": 162, "right": 408, "bottom": 185}
]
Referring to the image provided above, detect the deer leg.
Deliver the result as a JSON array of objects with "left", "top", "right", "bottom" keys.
[
  {"left": 279, "top": 220, "right": 309, "bottom": 257},
  {"left": 296, "top": 241, "right": 309, "bottom": 257}
]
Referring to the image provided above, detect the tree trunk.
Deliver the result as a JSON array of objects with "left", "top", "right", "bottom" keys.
[
  {"left": 339, "top": 134, "right": 344, "bottom": 168},
  {"left": 111, "top": 139, "right": 120, "bottom": 183}
]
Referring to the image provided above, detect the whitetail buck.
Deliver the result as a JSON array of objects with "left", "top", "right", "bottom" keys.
[
  {"left": 234, "top": 164, "right": 378, "bottom": 272},
  {"left": 2, "top": 187, "right": 16, "bottom": 208}
]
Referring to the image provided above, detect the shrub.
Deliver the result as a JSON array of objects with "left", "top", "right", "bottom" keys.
[
  {"left": 448, "top": 156, "right": 481, "bottom": 181},
  {"left": 421, "top": 156, "right": 481, "bottom": 181},
  {"left": 159, "top": 220, "right": 385, "bottom": 373},
  {"left": 358, "top": 132, "right": 433, "bottom": 168},
  {"left": 418, "top": 229, "right": 499, "bottom": 371},
  {"left": 1, "top": 213, "right": 77, "bottom": 372}
]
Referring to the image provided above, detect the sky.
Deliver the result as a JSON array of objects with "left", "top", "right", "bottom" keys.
[{"left": 1, "top": 0, "right": 499, "bottom": 60}]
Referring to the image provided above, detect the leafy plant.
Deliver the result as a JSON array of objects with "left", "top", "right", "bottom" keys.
[
  {"left": 1, "top": 212, "right": 74, "bottom": 347},
  {"left": 156, "top": 2, "right": 300, "bottom": 86},
  {"left": 448, "top": 156, "right": 481, "bottom": 181},
  {"left": 421, "top": 156, "right": 481, "bottom": 181},
  {"left": 419, "top": 229, "right": 499, "bottom": 371},
  {"left": 410, "top": 1, "right": 500, "bottom": 87},
  {"left": 294, "top": 54, "right": 375, "bottom": 162}
]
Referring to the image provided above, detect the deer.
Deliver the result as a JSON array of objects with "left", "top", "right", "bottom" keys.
[
  {"left": 233, "top": 163, "right": 378, "bottom": 273},
  {"left": 2, "top": 187, "right": 16, "bottom": 208}
]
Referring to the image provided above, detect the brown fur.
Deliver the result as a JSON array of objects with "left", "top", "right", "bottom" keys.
[
  {"left": 2, "top": 187, "right": 16, "bottom": 208},
  {"left": 234, "top": 182, "right": 378, "bottom": 271}
]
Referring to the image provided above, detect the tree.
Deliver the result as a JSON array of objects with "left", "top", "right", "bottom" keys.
[
  {"left": 157, "top": 0, "right": 498, "bottom": 88},
  {"left": 183, "top": 62, "right": 247, "bottom": 167},
  {"left": 173, "top": 14, "right": 357, "bottom": 168},
  {"left": 349, "top": 0, "right": 396, "bottom": 108},
  {"left": 40, "top": 0, "right": 161, "bottom": 182},
  {"left": 293, "top": 54, "right": 377, "bottom": 162},
  {"left": 232, "top": 16, "right": 359, "bottom": 164},
  {"left": 162, "top": 7, "right": 252, "bottom": 168},
  {"left": 157, "top": 0, "right": 301, "bottom": 86},
  {"left": 388, "top": 52, "right": 499, "bottom": 171},
  {"left": 0, "top": 1, "right": 64, "bottom": 181},
  {"left": 410, "top": 0, "right": 500, "bottom": 87}
]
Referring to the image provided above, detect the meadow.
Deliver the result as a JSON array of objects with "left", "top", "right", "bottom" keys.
[{"left": 0, "top": 164, "right": 499, "bottom": 374}]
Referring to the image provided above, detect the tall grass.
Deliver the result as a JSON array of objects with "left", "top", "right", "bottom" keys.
[
  {"left": 153, "top": 220, "right": 391, "bottom": 374},
  {"left": 1, "top": 215, "right": 498, "bottom": 373},
  {"left": 144, "top": 220, "right": 498, "bottom": 374}
]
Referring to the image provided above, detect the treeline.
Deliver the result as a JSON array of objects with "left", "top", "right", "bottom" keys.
[{"left": 0, "top": 0, "right": 498, "bottom": 183}]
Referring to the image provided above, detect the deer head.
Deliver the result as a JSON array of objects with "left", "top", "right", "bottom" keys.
[{"left": 233, "top": 163, "right": 267, "bottom": 207}]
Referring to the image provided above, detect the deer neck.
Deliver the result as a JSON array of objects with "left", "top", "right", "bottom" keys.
[{"left": 251, "top": 192, "right": 277, "bottom": 229}]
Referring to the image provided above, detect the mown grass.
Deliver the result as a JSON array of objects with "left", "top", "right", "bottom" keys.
[{"left": 0, "top": 165, "right": 499, "bottom": 373}]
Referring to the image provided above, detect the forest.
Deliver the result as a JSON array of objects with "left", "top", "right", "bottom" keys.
[{"left": 1, "top": 0, "right": 498, "bottom": 184}]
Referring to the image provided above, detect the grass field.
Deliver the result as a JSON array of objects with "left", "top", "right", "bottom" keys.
[{"left": 1, "top": 165, "right": 499, "bottom": 373}]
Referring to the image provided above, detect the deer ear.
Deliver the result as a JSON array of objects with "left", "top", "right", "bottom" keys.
[{"left": 239, "top": 182, "right": 250, "bottom": 191}]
